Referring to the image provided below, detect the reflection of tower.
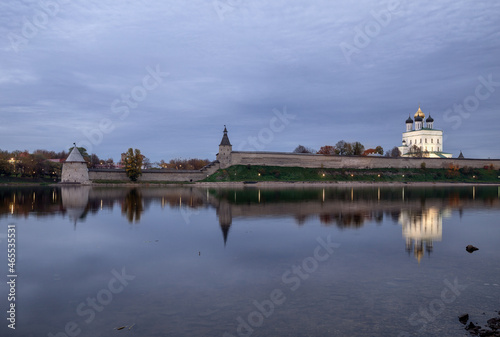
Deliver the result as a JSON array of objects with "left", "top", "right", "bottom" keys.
[
  {"left": 217, "top": 199, "right": 232, "bottom": 246},
  {"left": 398, "top": 207, "right": 446, "bottom": 263},
  {"left": 61, "top": 186, "right": 90, "bottom": 226}
]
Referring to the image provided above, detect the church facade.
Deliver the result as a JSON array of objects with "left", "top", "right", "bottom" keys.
[{"left": 398, "top": 106, "right": 452, "bottom": 158}]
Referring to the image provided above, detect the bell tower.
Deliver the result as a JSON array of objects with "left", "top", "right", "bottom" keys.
[{"left": 217, "top": 125, "right": 232, "bottom": 169}]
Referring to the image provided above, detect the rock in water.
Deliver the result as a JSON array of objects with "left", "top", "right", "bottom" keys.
[
  {"left": 459, "top": 313, "right": 469, "bottom": 325},
  {"left": 466, "top": 245, "right": 479, "bottom": 253}
]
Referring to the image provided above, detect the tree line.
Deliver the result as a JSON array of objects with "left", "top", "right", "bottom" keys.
[
  {"left": 293, "top": 141, "right": 402, "bottom": 157},
  {"left": 0, "top": 149, "right": 67, "bottom": 178},
  {"left": 0, "top": 146, "right": 211, "bottom": 181}
]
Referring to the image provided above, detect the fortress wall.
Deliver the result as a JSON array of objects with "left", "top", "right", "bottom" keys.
[
  {"left": 89, "top": 169, "right": 207, "bottom": 182},
  {"left": 86, "top": 153, "right": 499, "bottom": 183},
  {"left": 230, "top": 152, "right": 500, "bottom": 170}
]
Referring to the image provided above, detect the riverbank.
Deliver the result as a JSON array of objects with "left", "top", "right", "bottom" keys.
[
  {"left": 195, "top": 180, "right": 500, "bottom": 188},
  {"left": 2, "top": 165, "right": 500, "bottom": 187},
  {"left": 202, "top": 165, "right": 500, "bottom": 183}
]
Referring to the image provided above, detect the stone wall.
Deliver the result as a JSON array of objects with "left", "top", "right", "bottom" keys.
[
  {"left": 61, "top": 162, "right": 90, "bottom": 183},
  {"left": 89, "top": 169, "right": 209, "bottom": 182},
  {"left": 85, "top": 152, "right": 499, "bottom": 183},
  {"left": 230, "top": 151, "right": 500, "bottom": 170}
]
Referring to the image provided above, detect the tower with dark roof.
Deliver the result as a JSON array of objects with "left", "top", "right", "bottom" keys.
[
  {"left": 217, "top": 126, "right": 232, "bottom": 168},
  {"left": 405, "top": 115, "right": 413, "bottom": 132},
  {"left": 426, "top": 114, "right": 434, "bottom": 129}
]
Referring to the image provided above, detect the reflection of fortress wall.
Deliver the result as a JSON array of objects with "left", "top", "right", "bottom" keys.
[{"left": 229, "top": 151, "right": 500, "bottom": 169}]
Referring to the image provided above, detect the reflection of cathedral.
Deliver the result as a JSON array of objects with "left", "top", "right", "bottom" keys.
[{"left": 398, "top": 208, "right": 450, "bottom": 262}]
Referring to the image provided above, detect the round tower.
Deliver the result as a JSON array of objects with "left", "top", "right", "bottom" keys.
[{"left": 61, "top": 145, "right": 90, "bottom": 184}]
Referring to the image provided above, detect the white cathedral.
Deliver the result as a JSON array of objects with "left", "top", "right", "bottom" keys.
[{"left": 398, "top": 106, "right": 452, "bottom": 158}]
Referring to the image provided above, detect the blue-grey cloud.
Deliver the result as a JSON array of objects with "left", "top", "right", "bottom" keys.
[{"left": 0, "top": 0, "right": 499, "bottom": 161}]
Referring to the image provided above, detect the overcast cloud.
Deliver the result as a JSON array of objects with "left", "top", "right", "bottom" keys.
[{"left": 0, "top": 0, "right": 499, "bottom": 161}]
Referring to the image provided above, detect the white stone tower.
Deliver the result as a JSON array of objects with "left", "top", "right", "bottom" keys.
[
  {"left": 217, "top": 126, "right": 232, "bottom": 169},
  {"left": 61, "top": 145, "right": 90, "bottom": 184}
]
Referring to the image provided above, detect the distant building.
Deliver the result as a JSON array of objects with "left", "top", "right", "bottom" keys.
[
  {"left": 398, "top": 106, "right": 452, "bottom": 158},
  {"left": 47, "top": 159, "right": 65, "bottom": 163}
]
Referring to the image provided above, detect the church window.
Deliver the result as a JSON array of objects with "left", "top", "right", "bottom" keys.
[
  {"left": 410, "top": 140, "right": 412, "bottom": 145},
  {"left": 437, "top": 139, "right": 440, "bottom": 144},
  {"left": 431, "top": 139, "right": 433, "bottom": 143},
  {"left": 432, "top": 147, "right": 433, "bottom": 151},
  {"left": 420, "top": 139, "right": 422, "bottom": 144},
  {"left": 425, "top": 138, "right": 427, "bottom": 143}
]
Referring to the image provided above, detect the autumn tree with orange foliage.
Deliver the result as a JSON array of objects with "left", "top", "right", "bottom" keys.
[
  {"left": 317, "top": 146, "right": 336, "bottom": 155},
  {"left": 158, "top": 158, "right": 211, "bottom": 170}
]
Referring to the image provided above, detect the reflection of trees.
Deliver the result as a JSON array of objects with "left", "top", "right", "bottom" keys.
[
  {"left": 319, "top": 211, "right": 388, "bottom": 228},
  {"left": 0, "top": 187, "right": 63, "bottom": 218},
  {"left": 121, "top": 189, "right": 144, "bottom": 224}
]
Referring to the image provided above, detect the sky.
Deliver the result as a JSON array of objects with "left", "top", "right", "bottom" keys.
[{"left": 0, "top": 0, "right": 499, "bottom": 162}]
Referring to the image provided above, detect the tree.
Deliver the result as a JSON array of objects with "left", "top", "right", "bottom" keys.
[
  {"left": 0, "top": 159, "right": 13, "bottom": 175},
  {"left": 293, "top": 145, "right": 315, "bottom": 154},
  {"left": 408, "top": 145, "right": 423, "bottom": 158},
  {"left": 335, "top": 140, "right": 347, "bottom": 155},
  {"left": 344, "top": 143, "right": 353, "bottom": 155},
  {"left": 352, "top": 142, "right": 365, "bottom": 156},
  {"left": 143, "top": 157, "right": 152, "bottom": 169},
  {"left": 375, "top": 146, "right": 384, "bottom": 155},
  {"left": 317, "top": 145, "right": 336, "bottom": 155},
  {"left": 124, "top": 148, "right": 143, "bottom": 181},
  {"left": 90, "top": 154, "right": 100, "bottom": 168},
  {"left": 387, "top": 146, "right": 401, "bottom": 158}
]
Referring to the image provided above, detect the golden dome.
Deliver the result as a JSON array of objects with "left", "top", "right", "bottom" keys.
[{"left": 414, "top": 106, "right": 425, "bottom": 119}]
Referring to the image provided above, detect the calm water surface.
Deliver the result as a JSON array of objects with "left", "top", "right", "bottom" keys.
[{"left": 0, "top": 185, "right": 499, "bottom": 337}]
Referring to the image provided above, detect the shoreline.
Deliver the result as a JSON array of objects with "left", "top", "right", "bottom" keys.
[
  {"left": 4, "top": 181, "right": 500, "bottom": 188},
  {"left": 194, "top": 181, "right": 500, "bottom": 188}
]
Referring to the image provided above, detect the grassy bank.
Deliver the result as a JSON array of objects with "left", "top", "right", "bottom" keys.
[
  {"left": 92, "top": 180, "right": 195, "bottom": 185},
  {"left": 0, "top": 174, "right": 58, "bottom": 185},
  {"left": 202, "top": 165, "right": 500, "bottom": 183}
]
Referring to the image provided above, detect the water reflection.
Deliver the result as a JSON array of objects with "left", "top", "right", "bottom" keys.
[
  {"left": 61, "top": 186, "right": 90, "bottom": 225},
  {"left": 121, "top": 188, "right": 144, "bottom": 223},
  {"left": 399, "top": 207, "right": 449, "bottom": 262},
  {"left": 1, "top": 185, "right": 499, "bottom": 256},
  {"left": 1, "top": 185, "right": 500, "bottom": 336}
]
